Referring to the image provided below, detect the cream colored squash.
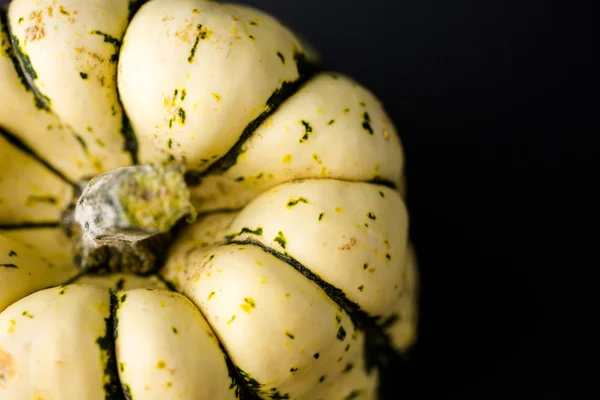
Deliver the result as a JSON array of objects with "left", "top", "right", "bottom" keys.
[{"left": 0, "top": 0, "right": 417, "bottom": 398}]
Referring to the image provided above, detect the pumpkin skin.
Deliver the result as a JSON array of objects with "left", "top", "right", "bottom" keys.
[{"left": 0, "top": 0, "right": 417, "bottom": 399}]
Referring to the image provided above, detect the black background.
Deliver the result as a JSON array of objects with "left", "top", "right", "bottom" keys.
[{"left": 1, "top": 0, "right": 594, "bottom": 398}]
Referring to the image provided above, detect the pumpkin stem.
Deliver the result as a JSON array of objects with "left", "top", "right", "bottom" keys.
[{"left": 67, "top": 164, "right": 196, "bottom": 274}]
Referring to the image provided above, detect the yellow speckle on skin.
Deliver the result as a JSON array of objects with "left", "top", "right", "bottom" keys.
[
  {"left": 175, "top": 23, "right": 196, "bottom": 44},
  {"left": 240, "top": 298, "right": 255, "bottom": 314},
  {"left": 335, "top": 207, "right": 344, "bottom": 213},
  {"left": 227, "top": 315, "right": 236, "bottom": 324},
  {"left": 7, "top": 319, "right": 15, "bottom": 333},
  {"left": 320, "top": 166, "right": 328, "bottom": 176},
  {"left": 282, "top": 154, "right": 293, "bottom": 163},
  {"left": 157, "top": 360, "right": 166, "bottom": 369},
  {"left": 211, "top": 93, "right": 221, "bottom": 102},
  {"left": 339, "top": 238, "right": 357, "bottom": 250},
  {"left": 160, "top": 300, "right": 166, "bottom": 308},
  {"left": 166, "top": 381, "right": 173, "bottom": 388},
  {"left": 229, "top": 27, "right": 241, "bottom": 40},
  {"left": 260, "top": 278, "right": 267, "bottom": 284}
]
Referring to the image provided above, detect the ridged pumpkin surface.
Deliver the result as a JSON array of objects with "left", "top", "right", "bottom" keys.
[{"left": 0, "top": 1, "right": 417, "bottom": 399}]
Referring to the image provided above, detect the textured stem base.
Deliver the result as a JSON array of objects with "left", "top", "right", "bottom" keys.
[{"left": 66, "top": 164, "right": 196, "bottom": 274}]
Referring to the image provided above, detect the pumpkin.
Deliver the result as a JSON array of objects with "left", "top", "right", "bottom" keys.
[{"left": 0, "top": 0, "right": 418, "bottom": 398}]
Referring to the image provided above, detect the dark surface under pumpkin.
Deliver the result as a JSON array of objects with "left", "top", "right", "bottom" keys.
[{"left": 0, "top": 0, "right": 592, "bottom": 398}]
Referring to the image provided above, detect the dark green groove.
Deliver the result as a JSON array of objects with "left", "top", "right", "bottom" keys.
[
  {"left": 62, "top": 271, "right": 87, "bottom": 286},
  {"left": 185, "top": 53, "right": 321, "bottom": 185},
  {"left": 227, "top": 240, "right": 400, "bottom": 376},
  {"left": 113, "top": 31, "right": 139, "bottom": 164},
  {"left": 3, "top": 12, "right": 52, "bottom": 112},
  {"left": 118, "top": 107, "right": 139, "bottom": 164},
  {"left": 0, "top": 222, "right": 60, "bottom": 230},
  {"left": 89, "top": 29, "right": 139, "bottom": 165},
  {"left": 0, "top": 127, "right": 75, "bottom": 186},
  {"left": 219, "top": 342, "right": 263, "bottom": 400},
  {"left": 127, "top": 0, "right": 149, "bottom": 21},
  {"left": 97, "top": 292, "right": 127, "bottom": 400},
  {"left": 153, "top": 273, "right": 178, "bottom": 291},
  {"left": 368, "top": 178, "right": 397, "bottom": 190},
  {"left": 0, "top": 10, "right": 47, "bottom": 111},
  {"left": 90, "top": 30, "right": 121, "bottom": 64}
]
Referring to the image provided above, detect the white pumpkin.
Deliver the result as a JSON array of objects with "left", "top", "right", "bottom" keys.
[{"left": 0, "top": 0, "right": 417, "bottom": 399}]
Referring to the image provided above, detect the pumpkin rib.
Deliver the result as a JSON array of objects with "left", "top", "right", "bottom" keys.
[
  {"left": 228, "top": 238, "right": 400, "bottom": 373},
  {"left": 6, "top": 0, "right": 137, "bottom": 171},
  {"left": 0, "top": 9, "right": 107, "bottom": 182},
  {"left": 155, "top": 260, "right": 261, "bottom": 399},
  {"left": 113, "top": 288, "right": 247, "bottom": 399},
  {"left": 0, "top": 285, "right": 119, "bottom": 398},
  {"left": 185, "top": 52, "right": 321, "bottom": 184}
]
